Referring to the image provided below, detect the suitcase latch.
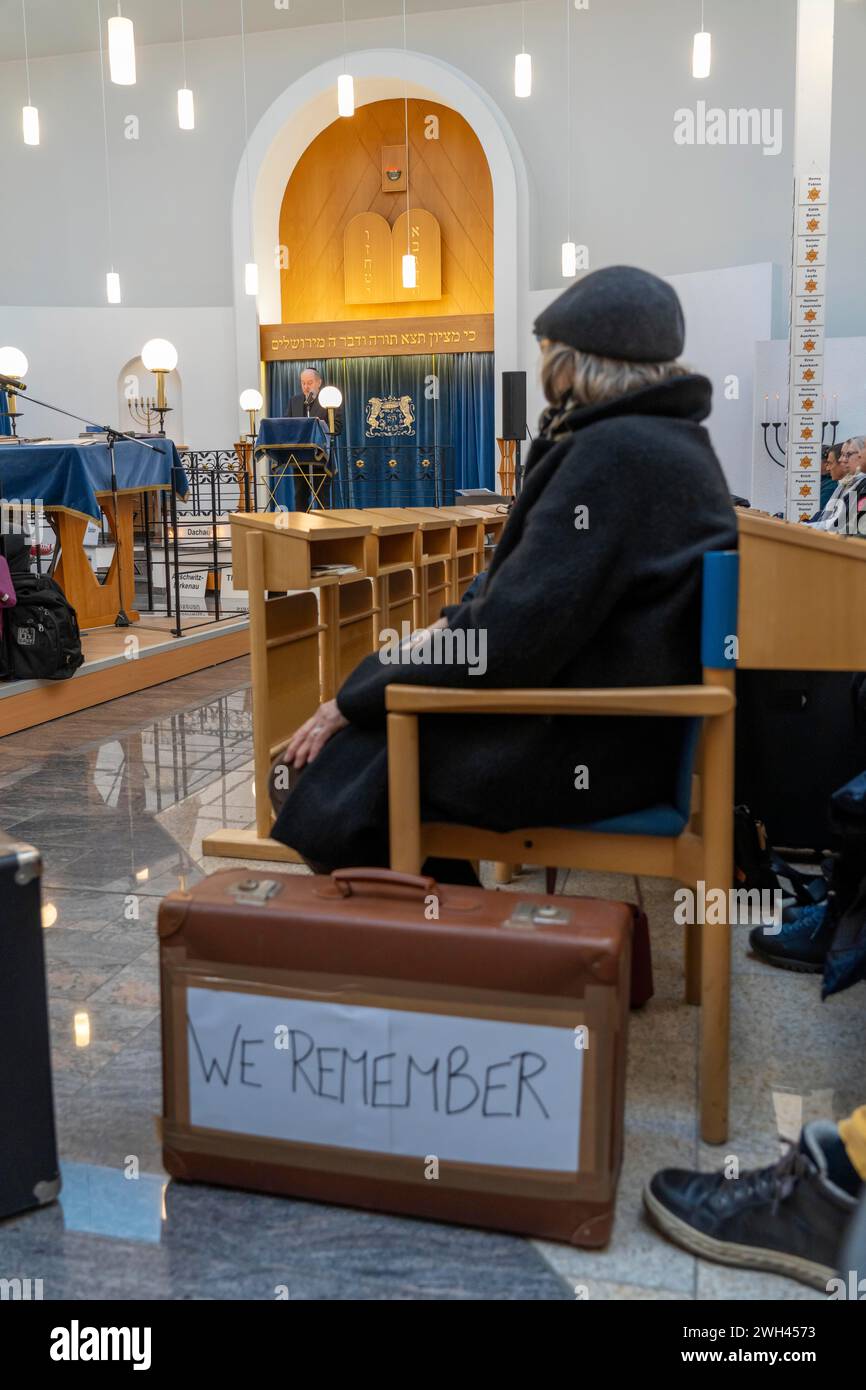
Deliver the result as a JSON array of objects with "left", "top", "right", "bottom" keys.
[
  {"left": 503, "top": 901, "right": 572, "bottom": 930},
  {"left": 228, "top": 877, "right": 283, "bottom": 905}
]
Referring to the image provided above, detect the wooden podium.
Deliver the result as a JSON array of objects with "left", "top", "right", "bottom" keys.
[{"left": 201, "top": 510, "right": 371, "bottom": 862}]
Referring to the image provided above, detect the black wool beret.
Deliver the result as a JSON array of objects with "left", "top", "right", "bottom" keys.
[{"left": 533, "top": 264, "right": 685, "bottom": 364}]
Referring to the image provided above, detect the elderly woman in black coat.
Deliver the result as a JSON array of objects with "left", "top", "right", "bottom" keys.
[{"left": 271, "top": 265, "right": 738, "bottom": 881}]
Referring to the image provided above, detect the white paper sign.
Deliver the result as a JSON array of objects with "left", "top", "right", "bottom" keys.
[{"left": 186, "top": 987, "right": 583, "bottom": 1172}]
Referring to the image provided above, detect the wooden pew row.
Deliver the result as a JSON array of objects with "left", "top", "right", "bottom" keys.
[{"left": 201, "top": 503, "right": 508, "bottom": 862}]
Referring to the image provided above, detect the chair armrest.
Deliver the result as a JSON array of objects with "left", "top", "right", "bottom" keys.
[{"left": 384, "top": 685, "right": 735, "bottom": 717}]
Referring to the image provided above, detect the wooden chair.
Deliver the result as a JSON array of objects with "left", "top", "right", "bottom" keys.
[{"left": 386, "top": 550, "right": 739, "bottom": 1144}]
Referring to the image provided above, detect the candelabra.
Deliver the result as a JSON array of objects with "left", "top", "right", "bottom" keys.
[
  {"left": 128, "top": 394, "right": 169, "bottom": 435},
  {"left": 761, "top": 417, "right": 839, "bottom": 468}
]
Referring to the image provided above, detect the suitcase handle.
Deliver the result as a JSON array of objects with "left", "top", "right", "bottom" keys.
[{"left": 329, "top": 868, "right": 438, "bottom": 901}]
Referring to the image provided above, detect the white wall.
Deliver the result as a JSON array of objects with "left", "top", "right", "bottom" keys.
[
  {"left": 0, "top": 308, "right": 235, "bottom": 448},
  {"left": 525, "top": 263, "right": 775, "bottom": 497}
]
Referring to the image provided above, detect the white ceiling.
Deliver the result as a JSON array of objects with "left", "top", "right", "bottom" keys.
[{"left": 2, "top": 0, "right": 512, "bottom": 62}]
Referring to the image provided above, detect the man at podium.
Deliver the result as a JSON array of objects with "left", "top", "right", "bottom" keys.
[
  {"left": 288, "top": 367, "right": 344, "bottom": 436},
  {"left": 286, "top": 367, "right": 344, "bottom": 511}
]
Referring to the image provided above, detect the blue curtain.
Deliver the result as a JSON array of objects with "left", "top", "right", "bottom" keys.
[
  {"left": 265, "top": 352, "right": 494, "bottom": 506},
  {"left": 0, "top": 390, "right": 10, "bottom": 437}
]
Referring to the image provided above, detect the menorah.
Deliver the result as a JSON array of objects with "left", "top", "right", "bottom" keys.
[
  {"left": 761, "top": 416, "right": 839, "bottom": 468},
  {"left": 128, "top": 393, "right": 170, "bottom": 436}
]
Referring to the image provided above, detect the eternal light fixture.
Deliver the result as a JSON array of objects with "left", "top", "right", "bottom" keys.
[
  {"left": 20, "top": 1, "right": 39, "bottom": 144},
  {"left": 318, "top": 385, "right": 343, "bottom": 435},
  {"left": 337, "top": 1, "right": 355, "bottom": 116},
  {"left": 514, "top": 4, "right": 532, "bottom": 98},
  {"left": 398, "top": 0, "right": 416, "bottom": 292},
  {"left": 402, "top": 252, "right": 417, "bottom": 289},
  {"left": 177, "top": 0, "right": 195, "bottom": 129},
  {"left": 0, "top": 346, "right": 29, "bottom": 436},
  {"left": 692, "top": 2, "right": 711, "bottom": 79},
  {"left": 239, "top": 387, "right": 263, "bottom": 438},
  {"left": 108, "top": 8, "right": 136, "bottom": 85}
]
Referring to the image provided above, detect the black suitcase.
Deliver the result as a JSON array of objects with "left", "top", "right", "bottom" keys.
[{"left": 0, "top": 833, "right": 61, "bottom": 1219}]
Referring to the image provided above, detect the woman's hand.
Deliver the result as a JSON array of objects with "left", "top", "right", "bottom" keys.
[{"left": 281, "top": 699, "right": 348, "bottom": 770}]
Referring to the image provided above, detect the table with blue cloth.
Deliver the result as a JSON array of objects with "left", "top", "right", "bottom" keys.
[
  {"left": 0, "top": 437, "right": 189, "bottom": 629},
  {"left": 254, "top": 417, "right": 342, "bottom": 511}
]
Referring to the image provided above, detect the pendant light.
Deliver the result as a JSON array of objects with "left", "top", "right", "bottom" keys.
[
  {"left": 97, "top": 1, "right": 121, "bottom": 303},
  {"left": 400, "top": 0, "right": 416, "bottom": 289},
  {"left": 20, "top": 2, "right": 39, "bottom": 145},
  {"left": 177, "top": 0, "right": 195, "bottom": 129},
  {"left": 514, "top": 3, "right": 532, "bottom": 99},
  {"left": 108, "top": 5, "right": 136, "bottom": 86},
  {"left": 337, "top": 1, "right": 355, "bottom": 117},
  {"left": 561, "top": 0, "right": 576, "bottom": 277},
  {"left": 692, "top": 1, "right": 711, "bottom": 79},
  {"left": 239, "top": 1, "right": 257, "bottom": 297}
]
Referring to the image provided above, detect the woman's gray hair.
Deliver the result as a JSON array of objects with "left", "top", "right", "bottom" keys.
[{"left": 539, "top": 338, "right": 689, "bottom": 411}]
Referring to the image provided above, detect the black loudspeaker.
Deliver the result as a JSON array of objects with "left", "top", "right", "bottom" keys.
[{"left": 501, "top": 371, "right": 527, "bottom": 441}]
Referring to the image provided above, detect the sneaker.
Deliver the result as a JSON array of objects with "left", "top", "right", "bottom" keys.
[
  {"left": 643, "top": 1121, "right": 858, "bottom": 1291},
  {"left": 749, "top": 900, "right": 833, "bottom": 973}
]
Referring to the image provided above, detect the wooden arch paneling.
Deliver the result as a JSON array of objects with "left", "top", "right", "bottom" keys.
[{"left": 278, "top": 98, "right": 493, "bottom": 323}]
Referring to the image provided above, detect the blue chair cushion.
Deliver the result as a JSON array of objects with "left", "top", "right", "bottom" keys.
[{"left": 582, "top": 804, "right": 689, "bottom": 837}]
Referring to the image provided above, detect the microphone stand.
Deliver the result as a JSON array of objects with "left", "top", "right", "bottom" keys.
[{"left": 0, "top": 386, "right": 165, "bottom": 629}]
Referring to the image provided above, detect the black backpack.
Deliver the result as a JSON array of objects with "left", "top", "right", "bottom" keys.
[{"left": 2, "top": 573, "right": 84, "bottom": 682}]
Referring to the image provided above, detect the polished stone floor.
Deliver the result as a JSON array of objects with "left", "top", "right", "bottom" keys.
[{"left": 1, "top": 656, "right": 864, "bottom": 1299}]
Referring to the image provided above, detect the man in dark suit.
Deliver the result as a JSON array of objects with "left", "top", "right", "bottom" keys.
[{"left": 287, "top": 367, "right": 343, "bottom": 511}]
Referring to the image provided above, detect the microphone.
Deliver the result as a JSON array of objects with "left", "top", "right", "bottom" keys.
[{"left": 0, "top": 374, "right": 26, "bottom": 391}]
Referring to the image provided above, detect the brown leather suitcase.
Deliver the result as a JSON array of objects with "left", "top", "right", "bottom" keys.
[{"left": 159, "top": 867, "right": 638, "bottom": 1247}]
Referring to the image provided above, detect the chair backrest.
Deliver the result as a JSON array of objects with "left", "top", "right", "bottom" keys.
[
  {"left": 673, "top": 550, "right": 739, "bottom": 821},
  {"left": 701, "top": 549, "right": 739, "bottom": 670}
]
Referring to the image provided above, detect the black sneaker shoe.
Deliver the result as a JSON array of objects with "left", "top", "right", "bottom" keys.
[
  {"left": 749, "top": 901, "right": 834, "bottom": 973},
  {"left": 643, "top": 1121, "right": 858, "bottom": 1290}
]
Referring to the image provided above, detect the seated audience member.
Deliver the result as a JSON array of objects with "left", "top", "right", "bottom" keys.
[
  {"left": 645, "top": 1106, "right": 865, "bottom": 1291},
  {"left": 270, "top": 265, "right": 738, "bottom": 881},
  {"left": 810, "top": 437, "right": 866, "bottom": 532},
  {"left": 810, "top": 444, "right": 843, "bottom": 519}
]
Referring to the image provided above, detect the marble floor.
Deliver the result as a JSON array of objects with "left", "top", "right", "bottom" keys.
[{"left": 1, "top": 656, "right": 863, "bottom": 1300}]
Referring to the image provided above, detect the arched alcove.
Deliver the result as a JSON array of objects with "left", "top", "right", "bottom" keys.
[
  {"left": 117, "top": 356, "right": 184, "bottom": 445},
  {"left": 277, "top": 97, "right": 493, "bottom": 326},
  {"left": 230, "top": 48, "right": 529, "bottom": 440}
]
